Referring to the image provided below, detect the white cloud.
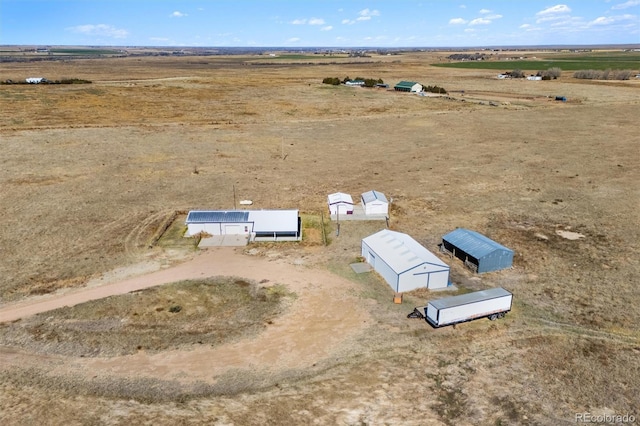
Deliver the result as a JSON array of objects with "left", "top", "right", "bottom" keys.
[
  {"left": 287, "top": 37, "right": 301, "bottom": 43},
  {"left": 535, "top": 5, "right": 572, "bottom": 23},
  {"left": 357, "top": 8, "right": 380, "bottom": 21},
  {"left": 342, "top": 18, "right": 355, "bottom": 25},
  {"left": 536, "top": 4, "right": 571, "bottom": 16},
  {"left": 479, "top": 9, "right": 491, "bottom": 14},
  {"left": 150, "top": 37, "right": 169, "bottom": 42},
  {"left": 484, "top": 14, "right": 503, "bottom": 20},
  {"left": 469, "top": 18, "right": 491, "bottom": 25},
  {"left": 171, "top": 11, "right": 187, "bottom": 18},
  {"left": 591, "top": 16, "right": 616, "bottom": 25},
  {"left": 66, "top": 24, "right": 128, "bottom": 39},
  {"left": 293, "top": 17, "right": 326, "bottom": 25},
  {"left": 321, "top": 26, "right": 333, "bottom": 31},
  {"left": 589, "top": 13, "right": 637, "bottom": 25},
  {"left": 459, "top": 4, "right": 467, "bottom": 9},
  {"left": 449, "top": 18, "right": 468, "bottom": 24},
  {"left": 612, "top": 0, "right": 640, "bottom": 9}
]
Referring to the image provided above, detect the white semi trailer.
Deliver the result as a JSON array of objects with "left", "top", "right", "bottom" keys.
[{"left": 408, "top": 287, "right": 512, "bottom": 327}]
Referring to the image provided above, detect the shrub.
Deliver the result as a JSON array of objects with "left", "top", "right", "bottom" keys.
[
  {"left": 322, "top": 77, "right": 341, "bottom": 85},
  {"left": 510, "top": 69, "right": 525, "bottom": 78},
  {"left": 423, "top": 85, "right": 447, "bottom": 94}
]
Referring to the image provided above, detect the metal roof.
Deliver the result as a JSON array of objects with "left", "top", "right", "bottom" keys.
[
  {"left": 362, "top": 230, "right": 449, "bottom": 275},
  {"left": 361, "top": 190, "right": 388, "bottom": 204},
  {"left": 186, "top": 210, "right": 249, "bottom": 224},
  {"left": 248, "top": 210, "right": 299, "bottom": 233},
  {"left": 394, "top": 81, "right": 418, "bottom": 89},
  {"left": 327, "top": 192, "right": 354, "bottom": 205},
  {"left": 429, "top": 287, "right": 512, "bottom": 310},
  {"left": 442, "top": 228, "right": 513, "bottom": 259}
]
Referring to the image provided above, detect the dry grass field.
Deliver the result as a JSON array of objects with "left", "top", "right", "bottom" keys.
[{"left": 1, "top": 51, "right": 639, "bottom": 425}]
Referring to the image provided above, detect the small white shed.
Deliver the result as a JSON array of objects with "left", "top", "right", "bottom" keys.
[
  {"left": 361, "top": 190, "right": 389, "bottom": 215},
  {"left": 362, "top": 230, "right": 450, "bottom": 292},
  {"left": 328, "top": 192, "right": 354, "bottom": 215}
]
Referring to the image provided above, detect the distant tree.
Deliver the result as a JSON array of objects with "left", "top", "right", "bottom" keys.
[
  {"left": 614, "top": 70, "right": 632, "bottom": 80},
  {"left": 511, "top": 69, "right": 525, "bottom": 78},
  {"left": 363, "top": 78, "right": 378, "bottom": 87},
  {"left": 539, "top": 67, "right": 562, "bottom": 79},
  {"left": 322, "top": 77, "right": 341, "bottom": 85},
  {"left": 423, "top": 85, "right": 447, "bottom": 94}
]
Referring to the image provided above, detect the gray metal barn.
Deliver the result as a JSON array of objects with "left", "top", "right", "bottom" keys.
[{"left": 441, "top": 228, "right": 513, "bottom": 273}]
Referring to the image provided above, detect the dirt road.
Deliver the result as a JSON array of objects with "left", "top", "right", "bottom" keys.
[{"left": 0, "top": 248, "right": 372, "bottom": 382}]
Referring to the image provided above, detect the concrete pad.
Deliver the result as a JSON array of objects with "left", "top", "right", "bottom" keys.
[
  {"left": 198, "top": 235, "right": 248, "bottom": 248},
  {"left": 350, "top": 263, "right": 373, "bottom": 273}
]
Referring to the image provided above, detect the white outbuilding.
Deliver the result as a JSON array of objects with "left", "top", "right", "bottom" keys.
[
  {"left": 185, "top": 209, "right": 301, "bottom": 241},
  {"left": 361, "top": 229, "right": 450, "bottom": 292},
  {"left": 327, "top": 192, "right": 354, "bottom": 215},
  {"left": 361, "top": 190, "right": 389, "bottom": 215}
]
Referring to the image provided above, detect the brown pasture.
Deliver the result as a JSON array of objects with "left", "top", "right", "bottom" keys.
[{"left": 1, "top": 52, "right": 639, "bottom": 425}]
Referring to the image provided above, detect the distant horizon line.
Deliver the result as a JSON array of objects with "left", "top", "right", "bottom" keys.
[{"left": 3, "top": 43, "right": 640, "bottom": 50}]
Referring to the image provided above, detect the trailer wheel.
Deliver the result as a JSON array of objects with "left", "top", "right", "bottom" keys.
[
  {"left": 498, "top": 312, "right": 506, "bottom": 319},
  {"left": 489, "top": 314, "right": 498, "bottom": 321}
]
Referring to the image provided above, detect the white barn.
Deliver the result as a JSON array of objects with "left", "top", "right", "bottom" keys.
[
  {"left": 361, "top": 190, "right": 389, "bottom": 215},
  {"left": 185, "top": 209, "right": 301, "bottom": 241},
  {"left": 361, "top": 230, "right": 450, "bottom": 292},
  {"left": 327, "top": 192, "right": 354, "bottom": 215}
]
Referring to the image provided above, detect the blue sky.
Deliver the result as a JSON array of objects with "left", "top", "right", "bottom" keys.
[{"left": 1, "top": 1, "right": 638, "bottom": 47}]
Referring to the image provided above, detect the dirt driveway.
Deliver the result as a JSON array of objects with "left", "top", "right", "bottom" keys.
[{"left": 0, "top": 249, "right": 372, "bottom": 382}]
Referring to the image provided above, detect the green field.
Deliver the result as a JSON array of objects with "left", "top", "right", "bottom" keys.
[
  {"left": 433, "top": 53, "right": 640, "bottom": 71},
  {"left": 50, "top": 48, "right": 122, "bottom": 55}
]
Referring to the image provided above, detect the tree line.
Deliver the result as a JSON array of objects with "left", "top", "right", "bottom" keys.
[{"left": 322, "top": 76, "right": 384, "bottom": 87}]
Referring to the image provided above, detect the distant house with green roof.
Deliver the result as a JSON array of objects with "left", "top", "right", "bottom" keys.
[{"left": 394, "top": 81, "right": 422, "bottom": 92}]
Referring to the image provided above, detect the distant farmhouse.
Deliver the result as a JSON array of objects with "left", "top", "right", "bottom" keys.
[
  {"left": 26, "top": 77, "right": 47, "bottom": 84},
  {"left": 394, "top": 81, "right": 422, "bottom": 93}
]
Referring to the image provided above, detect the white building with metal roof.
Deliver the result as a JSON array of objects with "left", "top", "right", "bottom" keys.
[
  {"left": 327, "top": 192, "right": 354, "bottom": 215},
  {"left": 185, "top": 209, "right": 301, "bottom": 241},
  {"left": 361, "top": 190, "right": 389, "bottom": 215},
  {"left": 361, "top": 229, "right": 450, "bottom": 292}
]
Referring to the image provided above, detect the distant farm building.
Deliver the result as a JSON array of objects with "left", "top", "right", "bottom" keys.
[
  {"left": 327, "top": 192, "right": 354, "bottom": 215},
  {"left": 361, "top": 190, "right": 389, "bottom": 216},
  {"left": 185, "top": 209, "right": 301, "bottom": 242},
  {"left": 362, "top": 230, "right": 450, "bottom": 292},
  {"left": 345, "top": 80, "right": 365, "bottom": 86},
  {"left": 394, "top": 81, "right": 422, "bottom": 92},
  {"left": 441, "top": 228, "right": 514, "bottom": 273},
  {"left": 26, "top": 77, "right": 46, "bottom": 84}
]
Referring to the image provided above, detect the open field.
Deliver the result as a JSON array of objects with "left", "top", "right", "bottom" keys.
[
  {"left": 434, "top": 50, "right": 640, "bottom": 71},
  {"left": 1, "top": 50, "right": 639, "bottom": 425}
]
